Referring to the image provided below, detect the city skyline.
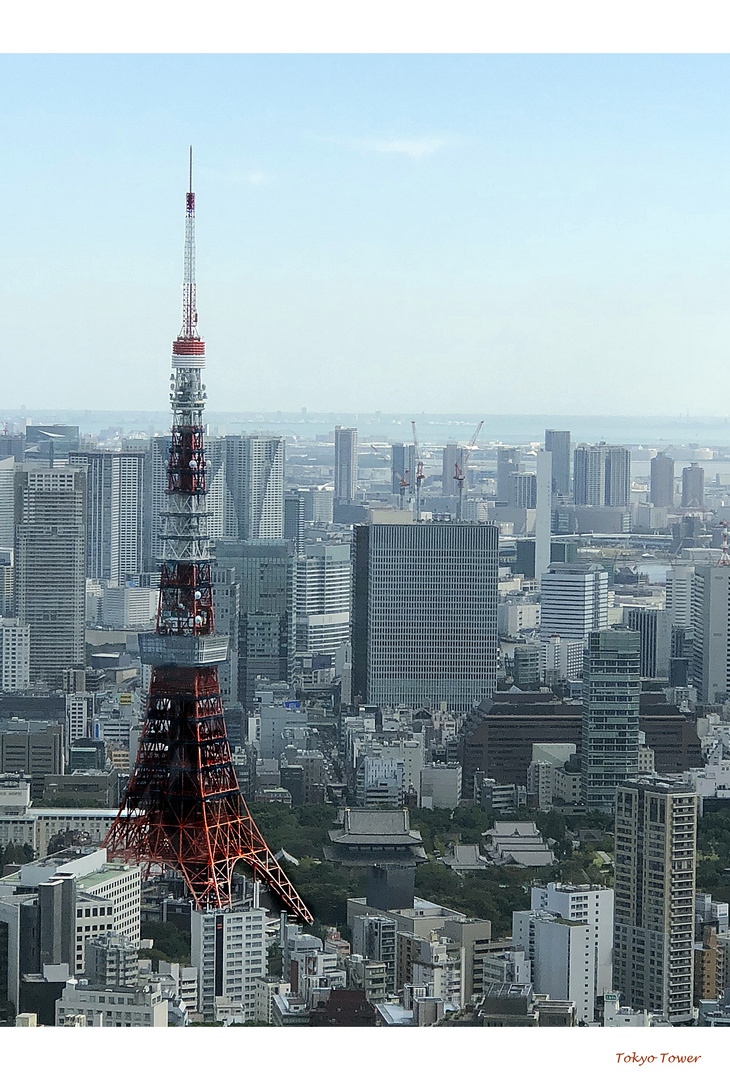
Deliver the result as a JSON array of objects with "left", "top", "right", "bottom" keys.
[
  {"left": 4, "top": 42, "right": 730, "bottom": 1050},
  {"left": 3, "top": 54, "right": 730, "bottom": 418}
]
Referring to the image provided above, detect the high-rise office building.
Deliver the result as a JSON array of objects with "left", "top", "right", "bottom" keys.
[
  {"left": 650, "top": 452, "right": 675, "bottom": 508},
  {"left": 302, "top": 489, "right": 334, "bottom": 525},
  {"left": 534, "top": 450, "right": 552, "bottom": 583},
  {"left": 442, "top": 443, "right": 466, "bottom": 498},
  {"left": 0, "top": 457, "right": 15, "bottom": 550},
  {"left": 215, "top": 539, "right": 296, "bottom": 710},
  {"left": 682, "top": 463, "right": 705, "bottom": 509},
  {"left": 497, "top": 448, "right": 521, "bottom": 503},
  {"left": 604, "top": 445, "right": 631, "bottom": 507},
  {"left": 284, "top": 493, "right": 305, "bottom": 553},
  {"left": 666, "top": 564, "right": 695, "bottom": 630},
  {"left": 143, "top": 434, "right": 170, "bottom": 570},
  {"left": 69, "top": 451, "right": 145, "bottom": 583},
  {"left": 334, "top": 427, "right": 358, "bottom": 503},
  {"left": 573, "top": 444, "right": 606, "bottom": 506},
  {"left": 0, "top": 618, "right": 31, "bottom": 692},
  {"left": 392, "top": 443, "right": 416, "bottom": 497},
  {"left": 613, "top": 777, "right": 697, "bottom": 1024},
  {"left": 295, "top": 541, "right": 351, "bottom": 654},
  {"left": 625, "top": 607, "right": 671, "bottom": 679},
  {"left": 581, "top": 629, "right": 640, "bottom": 813},
  {"left": 544, "top": 430, "right": 571, "bottom": 499},
  {"left": 510, "top": 472, "right": 537, "bottom": 509},
  {"left": 226, "top": 434, "right": 285, "bottom": 540},
  {"left": 145, "top": 434, "right": 281, "bottom": 568},
  {"left": 573, "top": 444, "right": 631, "bottom": 507},
  {"left": 144, "top": 434, "right": 231, "bottom": 567},
  {"left": 211, "top": 566, "right": 240, "bottom": 708},
  {"left": 14, "top": 467, "right": 86, "bottom": 689},
  {"left": 539, "top": 563, "right": 608, "bottom": 643},
  {"left": 352, "top": 522, "right": 498, "bottom": 709},
  {"left": 691, "top": 562, "right": 730, "bottom": 703},
  {"left": 0, "top": 547, "right": 13, "bottom": 617}
]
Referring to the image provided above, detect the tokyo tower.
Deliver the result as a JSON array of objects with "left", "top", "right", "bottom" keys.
[{"left": 105, "top": 150, "right": 312, "bottom": 921}]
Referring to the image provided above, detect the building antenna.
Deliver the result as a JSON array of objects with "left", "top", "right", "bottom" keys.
[{"left": 718, "top": 521, "right": 730, "bottom": 566}]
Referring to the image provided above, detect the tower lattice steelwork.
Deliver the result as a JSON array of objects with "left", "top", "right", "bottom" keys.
[{"left": 105, "top": 151, "right": 312, "bottom": 920}]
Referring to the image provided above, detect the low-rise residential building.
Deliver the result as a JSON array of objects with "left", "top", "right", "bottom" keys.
[{"left": 55, "top": 977, "right": 167, "bottom": 1027}]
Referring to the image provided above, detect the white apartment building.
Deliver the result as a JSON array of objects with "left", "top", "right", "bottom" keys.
[
  {"left": 0, "top": 618, "right": 30, "bottom": 692},
  {"left": 101, "top": 584, "right": 158, "bottom": 629},
  {"left": 65, "top": 691, "right": 94, "bottom": 745},
  {"left": 69, "top": 451, "right": 145, "bottom": 584},
  {"left": 158, "top": 961, "right": 199, "bottom": 1014},
  {"left": 352, "top": 915, "right": 397, "bottom": 995},
  {"left": 482, "top": 947, "right": 532, "bottom": 986},
  {"left": 254, "top": 976, "right": 291, "bottom": 1024},
  {"left": 539, "top": 563, "right": 608, "bottom": 643},
  {"left": 497, "top": 599, "right": 541, "bottom": 637},
  {"left": 355, "top": 754, "right": 405, "bottom": 807},
  {"left": 191, "top": 905, "right": 267, "bottom": 1023},
  {"left": 512, "top": 908, "right": 595, "bottom": 1024},
  {"left": 692, "top": 563, "right": 730, "bottom": 703},
  {"left": 0, "top": 457, "right": 15, "bottom": 550},
  {"left": 359, "top": 735, "right": 425, "bottom": 795},
  {"left": 73, "top": 860, "right": 142, "bottom": 972},
  {"left": 666, "top": 564, "right": 695, "bottom": 630},
  {"left": 412, "top": 935, "right": 463, "bottom": 1008},
  {"left": 228, "top": 435, "right": 285, "bottom": 540},
  {"left": 530, "top": 883, "right": 614, "bottom": 1000},
  {"left": 295, "top": 541, "right": 351, "bottom": 653},
  {"left": 0, "top": 848, "right": 141, "bottom": 975},
  {"left": 539, "top": 633, "right": 584, "bottom": 680}
]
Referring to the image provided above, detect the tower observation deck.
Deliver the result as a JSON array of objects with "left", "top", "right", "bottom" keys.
[{"left": 104, "top": 151, "right": 312, "bottom": 920}]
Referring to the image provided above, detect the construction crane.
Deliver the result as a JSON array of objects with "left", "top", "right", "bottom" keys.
[
  {"left": 370, "top": 444, "right": 410, "bottom": 510},
  {"left": 411, "top": 421, "right": 425, "bottom": 522},
  {"left": 454, "top": 420, "right": 484, "bottom": 522}
]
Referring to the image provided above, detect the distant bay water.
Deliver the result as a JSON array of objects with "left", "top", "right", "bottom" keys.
[{"left": 7, "top": 410, "right": 730, "bottom": 450}]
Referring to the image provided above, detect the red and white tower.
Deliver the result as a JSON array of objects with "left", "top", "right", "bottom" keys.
[{"left": 105, "top": 151, "right": 312, "bottom": 920}]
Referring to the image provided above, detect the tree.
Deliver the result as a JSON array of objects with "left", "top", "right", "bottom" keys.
[
  {"left": 0, "top": 842, "right": 34, "bottom": 874},
  {"left": 47, "top": 828, "right": 92, "bottom": 855},
  {"left": 536, "top": 810, "right": 566, "bottom": 843},
  {"left": 139, "top": 920, "right": 191, "bottom": 965}
]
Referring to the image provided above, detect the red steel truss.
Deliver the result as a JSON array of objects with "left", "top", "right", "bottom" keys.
[
  {"left": 105, "top": 667, "right": 312, "bottom": 919},
  {"left": 104, "top": 151, "right": 312, "bottom": 922}
]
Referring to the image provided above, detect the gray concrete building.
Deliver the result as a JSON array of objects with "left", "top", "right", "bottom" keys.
[
  {"left": 581, "top": 630, "right": 640, "bottom": 813},
  {"left": 15, "top": 467, "right": 86, "bottom": 689},
  {"left": 352, "top": 523, "right": 498, "bottom": 709}
]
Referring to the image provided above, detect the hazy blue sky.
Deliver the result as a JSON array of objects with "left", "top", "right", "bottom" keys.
[{"left": 3, "top": 54, "right": 730, "bottom": 416}]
